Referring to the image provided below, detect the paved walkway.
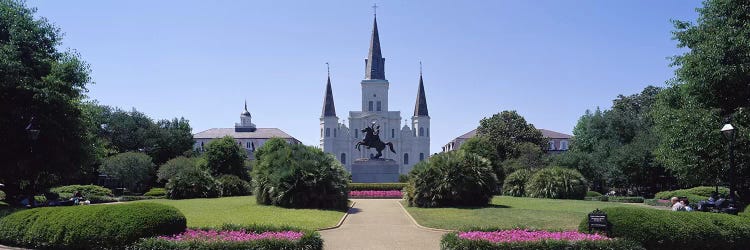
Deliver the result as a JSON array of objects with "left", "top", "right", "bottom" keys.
[{"left": 320, "top": 199, "right": 447, "bottom": 250}]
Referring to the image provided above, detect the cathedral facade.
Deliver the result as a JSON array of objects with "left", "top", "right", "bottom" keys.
[{"left": 319, "top": 15, "right": 430, "bottom": 175}]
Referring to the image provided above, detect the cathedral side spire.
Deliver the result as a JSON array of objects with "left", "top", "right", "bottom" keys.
[
  {"left": 365, "top": 11, "right": 386, "bottom": 80},
  {"left": 414, "top": 66, "right": 429, "bottom": 117},
  {"left": 322, "top": 67, "right": 337, "bottom": 117}
]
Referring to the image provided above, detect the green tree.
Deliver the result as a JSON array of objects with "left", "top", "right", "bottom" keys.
[
  {"left": 476, "top": 110, "right": 547, "bottom": 161},
  {"left": 157, "top": 156, "right": 199, "bottom": 182},
  {"left": 0, "top": 0, "right": 93, "bottom": 200},
  {"left": 461, "top": 136, "right": 504, "bottom": 183},
  {"left": 99, "top": 152, "right": 155, "bottom": 192},
  {"left": 565, "top": 86, "right": 669, "bottom": 193},
  {"left": 653, "top": 0, "right": 750, "bottom": 199},
  {"left": 151, "top": 118, "right": 194, "bottom": 164},
  {"left": 203, "top": 136, "right": 248, "bottom": 178}
]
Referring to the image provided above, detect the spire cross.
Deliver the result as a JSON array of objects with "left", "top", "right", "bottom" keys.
[
  {"left": 244, "top": 99, "right": 248, "bottom": 111},
  {"left": 419, "top": 61, "right": 423, "bottom": 75},
  {"left": 372, "top": 3, "right": 378, "bottom": 16},
  {"left": 326, "top": 62, "right": 330, "bottom": 77}
]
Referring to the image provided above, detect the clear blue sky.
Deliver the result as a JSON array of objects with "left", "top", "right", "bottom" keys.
[{"left": 31, "top": 1, "right": 701, "bottom": 153}]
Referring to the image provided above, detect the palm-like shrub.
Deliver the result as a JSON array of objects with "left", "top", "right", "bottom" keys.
[
  {"left": 165, "top": 168, "right": 222, "bottom": 199},
  {"left": 526, "top": 167, "right": 588, "bottom": 199},
  {"left": 406, "top": 151, "right": 498, "bottom": 208},
  {"left": 502, "top": 169, "right": 534, "bottom": 197},
  {"left": 218, "top": 175, "right": 252, "bottom": 197},
  {"left": 253, "top": 138, "right": 349, "bottom": 210}
]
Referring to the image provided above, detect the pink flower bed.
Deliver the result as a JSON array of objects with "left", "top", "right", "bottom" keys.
[
  {"left": 158, "top": 229, "right": 303, "bottom": 242},
  {"left": 349, "top": 190, "right": 402, "bottom": 198},
  {"left": 458, "top": 229, "right": 610, "bottom": 243}
]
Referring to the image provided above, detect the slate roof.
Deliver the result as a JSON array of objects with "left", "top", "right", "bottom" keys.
[
  {"left": 365, "top": 16, "right": 385, "bottom": 80},
  {"left": 413, "top": 74, "right": 429, "bottom": 116},
  {"left": 538, "top": 129, "right": 572, "bottom": 139},
  {"left": 194, "top": 128, "right": 295, "bottom": 139},
  {"left": 322, "top": 76, "right": 336, "bottom": 117}
]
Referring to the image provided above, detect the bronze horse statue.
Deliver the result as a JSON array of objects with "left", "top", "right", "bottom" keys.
[{"left": 355, "top": 125, "right": 396, "bottom": 159}]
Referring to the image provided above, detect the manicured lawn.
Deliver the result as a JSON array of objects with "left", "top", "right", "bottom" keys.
[
  {"left": 403, "top": 196, "right": 656, "bottom": 230},
  {"left": 137, "top": 196, "right": 345, "bottom": 230}
]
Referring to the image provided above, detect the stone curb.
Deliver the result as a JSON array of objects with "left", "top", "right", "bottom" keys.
[
  {"left": 317, "top": 200, "right": 357, "bottom": 231},
  {"left": 397, "top": 200, "right": 456, "bottom": 233}
]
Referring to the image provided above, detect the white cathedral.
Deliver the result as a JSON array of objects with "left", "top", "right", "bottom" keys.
[{"left": 320, "top": 15, "right": 430, "bottom": 174}]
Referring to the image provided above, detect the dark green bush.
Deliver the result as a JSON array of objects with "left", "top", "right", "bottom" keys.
[
  {"left": 349, "top": 183, "right": 407, "bottom": 191},
  {"left": 50, "top": 184, "right": 113, "bottom": 197},
  {"left": 406, "top": 151, "right": 498, "bottom": 208},
  {"left": 218, "top": 175, "right": 252, "bottom": 197},
  {"left": 88, "top": 195, "right": 119, "bottom": 204},
  {"left": 129, "top": 224, "right": 323, "bottom": 250},
  {"left": 0, "top": 190, "right": 5, "bottom": 200},
  {"left": 398, "top": 174, "right": 409, "bottom": 183},
  {"left": 586, "top": 191, "right": 602, "bottom": 197},
  {"left": 654, "top": 186, "right": 729, "bottom": 203},
  {"left": 606, "top": 196, "right": 644, "bottom": 203},
  {"left": 166, "top": 168, "right": 222, "bottom": 199},
  {"left": 577, "top": 206, "right": 750, "bottom": 250},
  {"left": 526, "top": 167, "right": 587, "bottom": 199},
  {"left": 119, "top": 196, "right": 163, "bottom": 202},
  {"left": 253, "top": 138, "right": 349, "bottom": 210},
  {"left": 144, "top": 187, "right": 166, "bottom": 197},
  {"left": 441, "top": 232, "right": 643, "bottom": 250},
  {"left": 644, "top": 198, "right": 671, "bottom": 207},
  {"left": 0, "top": 203, "right": 186, "bottom": 249},
  {"left": 157, "top": 156, "right": 200, "bottom": 182},
  {"left": 502, "top": 169, "right": 533, "bottom": 197}
]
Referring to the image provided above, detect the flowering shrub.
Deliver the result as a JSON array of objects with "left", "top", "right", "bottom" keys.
[
  {"left": 349, "top": 190, "right": 402, "bottom": 198},
  {"left": 459, "top": 230, "right": 610, "bottom": 243},
  {"left": 130, "top": 224, "right": 323, "bottom": 250},
  {"left": 442, "top": 228, "right": 643, "bottom": 250}
]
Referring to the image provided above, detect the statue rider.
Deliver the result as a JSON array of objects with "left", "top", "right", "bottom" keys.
[{"left": 363, "top": 122, "right": 381, "bottom": 148}]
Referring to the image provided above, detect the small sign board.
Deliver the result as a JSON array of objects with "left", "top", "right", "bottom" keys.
[{"left": 588, "top": 209, "right": 609, "bottom": 236}]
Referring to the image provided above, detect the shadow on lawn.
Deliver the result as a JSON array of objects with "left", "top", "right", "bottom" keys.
[{"left": 453, "top": 204, "right": 511, "bottom": 210}]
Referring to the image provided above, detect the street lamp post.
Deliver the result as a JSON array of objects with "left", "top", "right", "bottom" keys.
[{"left": 721, "top": 123, "right": 736, "bottom": 202}]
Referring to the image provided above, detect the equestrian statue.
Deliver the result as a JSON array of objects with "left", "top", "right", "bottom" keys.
[{"left": 355, "top": 122, "right": 396, "bottom": 159}]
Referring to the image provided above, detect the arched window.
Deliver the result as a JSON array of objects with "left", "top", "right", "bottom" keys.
[
  {"left": 391, "top": 129, "right": 395, "bottom": 138},
  {"left": 419, "top": 127, "right": 424, "bottom": 136},
  {"left": 341, "top": 153, "right": 346, "bottom": 164},
  {"left": 376, "top": 101, "right": 382, "bottom": 111},
  {"left": 419, "top": 153, "right": 424, "bottom": 161},
  {"left": 403, "top": 153, "right": 409, "bottom": 165},
  {"left": 560, "top": 141, "right": 569, "bottom": 150},
  {"left": 548, "top": 141, "right": 556, "bottom": 150},
  {"left": 427, "top": 128, "right": 430, "bottom": 137},
  {"left": 334, "top": 128, "right": 337, "bottom": 137},
  {"left": 355, "top": 129, "right": 358, "bottom": 138},
  {"left": 246, "top": 142, "right": 251, "bottom": 148},
  {"left": 368, "top": 101, "right": 373, "bottom": 111},
  {"left": 326, "top": 128, "right": 330, "bottom": 137}
]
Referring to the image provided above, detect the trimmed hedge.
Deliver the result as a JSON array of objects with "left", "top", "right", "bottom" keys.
[
  {"left": 129, "top": 224, "right": 323, "bottom": 250},
  {"left": 585, "top": 191, "right": 602, "bottom": 197},
  {"left": 350, "top": 183, "right": 407, "bottom": 191},
  {"left": 606, "top": 196, "right": 645, "bottom": 203},
  {"left": 577, "top": 206, "right": 750, "bottom": 250},
  {"left": 584, "top": 196, "right": 608, "bottom": 202},
  {"left": 0, "top": 202, "right": 186, "bottom": 249},
  {"left": 50, "top": 184, "right": 113, "bottom": 197},
  {"left": 654, "top": 186, "right": 729, "bottom": 203},
  {"left": 441, "top": 230, "right": 643, "bottom": 250},
  {"left": 119, "top": 196, "right": 163, "bottom": 202},
  {"left": 144, "top": 187, "right": 166, "bottom": 197},
  {"left": 644, "top": 198, "right": 671, "bottom": 207}
]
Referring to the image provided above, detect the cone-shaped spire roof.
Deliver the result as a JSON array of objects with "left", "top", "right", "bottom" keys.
[
  {"left": 322, "top": 76, "right": 337, "bottom": 117},
  {"left": 414, "top": 72, "right": 429, "bottom": 117},
  {"left": 365, "top": 15, "right": 386, "bottom": 80},
  {"left": 241, "top": 100, "right": 251, "bottom": 116}
]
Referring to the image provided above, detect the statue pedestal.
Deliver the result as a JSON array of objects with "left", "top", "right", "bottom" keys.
[{"left": 351, "top": 158, "right": 399, "bottom": 183}]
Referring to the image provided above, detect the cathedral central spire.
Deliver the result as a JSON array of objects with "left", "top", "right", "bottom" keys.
[{"left": 365, "top": 14, "right": 386, "bottom": 80}]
